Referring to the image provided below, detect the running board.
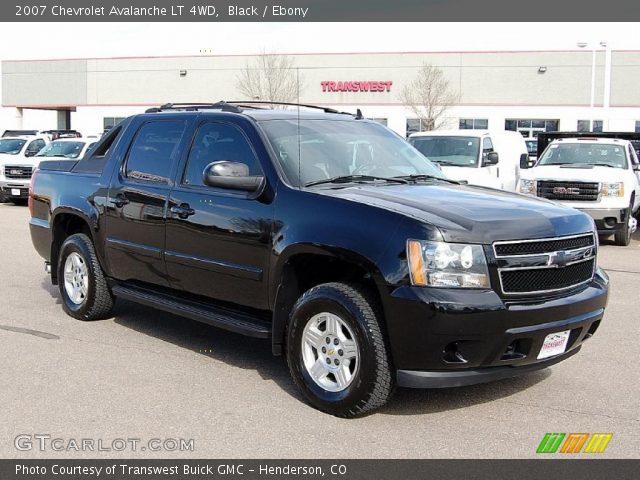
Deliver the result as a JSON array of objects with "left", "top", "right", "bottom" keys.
[{"left": 111, "top": 285, "right": 271, "bottom": 338}]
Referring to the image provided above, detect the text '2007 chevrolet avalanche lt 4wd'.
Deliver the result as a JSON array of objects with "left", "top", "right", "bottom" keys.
[{"left": 29, "top": 102, "right": 609, "bottom": 417}]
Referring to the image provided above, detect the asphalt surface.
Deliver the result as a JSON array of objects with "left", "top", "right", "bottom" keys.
[{"left": 1, "top": 202, "right": 638, "bottom": 459}]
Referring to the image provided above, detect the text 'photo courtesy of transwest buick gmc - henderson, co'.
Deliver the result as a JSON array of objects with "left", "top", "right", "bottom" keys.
[{"left": 27, "top": 102, "right": 616, "bottom": 417}]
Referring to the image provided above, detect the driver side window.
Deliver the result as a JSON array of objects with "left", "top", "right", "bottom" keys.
[
  {"left": 26, "top": 139, "right": 45, "bottom": 156},
  {"left": 183, "top": 122, "right": 262, "bottom": 187},
  {"left": 482, "top": 137, "right": 494, "bottom": 155}
]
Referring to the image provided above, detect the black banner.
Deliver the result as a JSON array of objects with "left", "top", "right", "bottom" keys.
[
  {"left": 2, "top": 459, "right": 640, "bottom": 480},
  {"left": 5, "top": 0, "right": 640, "bottom": 22}
]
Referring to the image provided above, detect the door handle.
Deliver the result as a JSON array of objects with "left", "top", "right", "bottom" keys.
[
  {"left": 109, "top": 195, "right": 129, "bottom": 208},
  {"left": 170, "top": 203, "right": 196, "bottom": 219}
]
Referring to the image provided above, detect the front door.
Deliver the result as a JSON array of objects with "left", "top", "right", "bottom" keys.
[
  {"left": 105, "top": 118, "right": 189, "bottom": 287},
  {"left": 165, "top": 120, "right": 273, "bottom": 310}
]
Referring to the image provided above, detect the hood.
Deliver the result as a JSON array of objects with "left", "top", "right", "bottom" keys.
[
  {"left": 0, "top": 153, "right": 35, "bottom": 166},
  {"left": 439, "top": 165, "right": 501, "bottom": 189},
  {"left": 321, "top": 182, "right": 593, "bottom": 244},
  {"left": 523, "top": 164, "right": 625, "bottom": 182}
]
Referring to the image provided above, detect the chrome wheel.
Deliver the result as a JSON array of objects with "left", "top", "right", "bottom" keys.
[
  {"left": 63, "top": 252, "right": 88, "bottom": 305},
  {"left": 301, "top": 312, "right": 359, "bottom": 392}
]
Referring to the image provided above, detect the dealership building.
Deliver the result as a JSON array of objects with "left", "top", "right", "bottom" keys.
[{"left": 2, "top": 49, "right": 640, "bottom": 138}]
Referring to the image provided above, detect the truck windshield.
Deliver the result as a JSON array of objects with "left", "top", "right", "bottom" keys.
[
  {"left": 259, "top": 119, "right": 445, "bottom": 187},
  {"left": 0, "top": 139, "right": 26, "bottom": 155},
  {"left": 538, "top": 143, "right": 628, "bottom": 169},
  {"left": 408, "top": 136, "right": 480, "bottom": 167},
  {"left": 36, "top": 141, "right": 86, "bottom": 159}
]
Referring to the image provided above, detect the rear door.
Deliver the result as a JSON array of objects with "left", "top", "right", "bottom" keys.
[
  {"left": 105, "top": 118, "right": 190, "bottom": 287},
  {"left": 164, "top": 119, "right": 273, "bottom": 310}
]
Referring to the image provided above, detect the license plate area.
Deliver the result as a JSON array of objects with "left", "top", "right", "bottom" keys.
[
  {"left": 537, "top": 330, "right": 570, "bottom": 359},
  {"left": 11, "top": 188, "right": 22, "bottom": 196}
]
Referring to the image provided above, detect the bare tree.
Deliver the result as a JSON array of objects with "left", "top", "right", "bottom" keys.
[
  {"left": 236, "top": 51, "right": 303, "bottom": 105},
  {"left": 400, "top": 63, "right": 460, "bottom": 131}
]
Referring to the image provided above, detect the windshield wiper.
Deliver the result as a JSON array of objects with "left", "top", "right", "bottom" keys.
[
  {"left": 305, "top": 175, "right": 408, "bottom": 187},
  {"left": 588, "top": 163, "right": 616, "bottom": 168},
  {"left": 393, "top": 174, "right": 461, "bottom": 184}
]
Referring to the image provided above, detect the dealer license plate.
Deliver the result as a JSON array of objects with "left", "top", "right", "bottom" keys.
[
  {"left": 11, "top": 189, "right": 21, "bottom": 196},
  {"left": 537, "top": 330, "right": 570, "bottom": 359}
]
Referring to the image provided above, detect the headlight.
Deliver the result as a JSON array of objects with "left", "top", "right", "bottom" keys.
[
  {"left": 407, "top": 240, "right": 490, "bottom": 288},
  {"left": 519, "top": 179, "right": 537, "bottom": 195},
  {"left": 601, "top": 182, "right": 624, "bottom": 197}
]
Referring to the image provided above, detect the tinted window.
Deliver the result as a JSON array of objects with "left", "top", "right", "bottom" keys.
[
  {"left": 482, "top": 137, "right": 494, "bottom": 153},
  {"left": 183, "top": 123, "right": 261, "bottom": 187},
  {"left": 27, "top": 139, "right": 45, "bottom": 154},
  {"left": 409, "top": 136, "right": 480, "bottom": 167},
  {"left": 125, "top": 121, "right": 186, "bottom": 183}
]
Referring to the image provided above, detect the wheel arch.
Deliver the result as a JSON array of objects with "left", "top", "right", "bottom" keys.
[
  {"left": 50, "top": 208, "right": 97, "bottom": 284},
  {"left": 270, "top": 245, "right": 387, "bottom": 356}
]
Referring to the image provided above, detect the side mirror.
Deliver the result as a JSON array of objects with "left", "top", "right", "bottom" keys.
[
  {"left": 633, "top": 164, "right": 640, "bottom": 172},
  {"left": 482, "top": 151, "right": 499, "bottom": 166},
  {"left": 519, "top": 153, "right": 530, "bottom": 169},
  {"left": 203, "top": 161, "right": 264, "bottom": 192}
]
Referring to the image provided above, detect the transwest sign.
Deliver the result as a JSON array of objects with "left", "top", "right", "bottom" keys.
[{"left": 321, "top": 81, "right": 393, "bottom": 93}]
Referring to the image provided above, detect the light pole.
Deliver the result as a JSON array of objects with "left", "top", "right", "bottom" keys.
[{"left": 577, "top": 42, "right": 596, "bottom": 131}]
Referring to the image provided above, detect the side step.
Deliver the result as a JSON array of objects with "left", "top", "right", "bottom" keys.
[{"left": 112, "top": 285, "right": 271, "bottom": 338}]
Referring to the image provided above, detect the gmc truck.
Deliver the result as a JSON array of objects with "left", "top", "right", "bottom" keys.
[{"left": 29, "top": 102, "right": 609, "bottom": 417}]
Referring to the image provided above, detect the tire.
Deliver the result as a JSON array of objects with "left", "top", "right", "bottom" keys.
[
  {"left": 614, "top": 204, "right": 633, "bottom": 246},
  {"left": 57, "top": 233, "right": 114, "bottom": 321},
  {"left": 286, "top": 282, "right": 394, "bottom": 418}
]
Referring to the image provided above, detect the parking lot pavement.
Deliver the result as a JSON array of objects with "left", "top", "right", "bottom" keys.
[{"left": 0, "top": 202, "right": 638, "bottom": 459}]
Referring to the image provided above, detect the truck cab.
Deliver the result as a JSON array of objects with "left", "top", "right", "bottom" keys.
[
  {"left": 0, "top": 135, "right": 49, "bottom": 203},
  {"left": 519, "top": 137, "right": 640, "bottom": 246},
  {"left": 408, "top": 130, "right": 528, "bottom": 191}
]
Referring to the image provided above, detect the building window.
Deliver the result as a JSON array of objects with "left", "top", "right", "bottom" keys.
[
  {"left": 406, "top": 118, "right": 425, "bottom": 136},
  {"left": 103, "top": 117, "right": 125, "bottom": 132},
  {"left": 578, "top": 120, "right": 603, "bottom": 133},
  {"left": 636, "top": 121, "right": 640, "bottom": 133},
  {"left": 505, "top": 119, "right": 559, "bottom": 138},
  {"left": 368, "top": 118, "right": 388, "bottom": 126},
  {"left": 459, "top": 118, "right": 488, "bottom": 130}
]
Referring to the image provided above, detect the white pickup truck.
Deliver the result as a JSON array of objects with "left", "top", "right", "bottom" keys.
[{"left": 518, "top": 137, "right": 640, "bottom": 246}]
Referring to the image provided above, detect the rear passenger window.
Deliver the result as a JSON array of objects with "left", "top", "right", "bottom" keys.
[
  {"left": 183, "top": 122, "right": 261, "bottom": 187},
  {"left": 125, "top": 121, "right": 186, "bottom": 183}
]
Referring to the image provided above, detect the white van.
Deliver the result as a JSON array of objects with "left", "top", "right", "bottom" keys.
[{"left": 408, "top": 130, "right": 529, "bottom": 191}]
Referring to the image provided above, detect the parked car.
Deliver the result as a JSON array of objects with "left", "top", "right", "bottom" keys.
[
  {"left": 408, "top": 130, "right": 528, "bottom": 191},
  {"left": 519, "top": 137, "right": 640, "bottom": 246},
  {"left": 0, "top": 137, "right": 96, "bottom": 205},
  {"left": 0, "top": 135, "right": 50, "bottom": 204},
  {"left": 30, "top": 102, "right": 608, "bottom": 417}
]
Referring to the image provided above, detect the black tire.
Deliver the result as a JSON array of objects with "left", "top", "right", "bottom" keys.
[
  {"left": 614, "top": 204, "right": 633, "bottom": 246},
  {"left": 11, "top": 198, "right": 28, "bottom": 206},
  {"left": 286, "top": 282, "right": 394, "bottom": 418},
  {"left": 57, "top": 233, "right": 114, "bottom": 320}
]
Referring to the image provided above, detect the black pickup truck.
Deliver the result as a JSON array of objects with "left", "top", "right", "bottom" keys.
[{"left": 29, "top": 102, "right": 609, "bottom": 417}]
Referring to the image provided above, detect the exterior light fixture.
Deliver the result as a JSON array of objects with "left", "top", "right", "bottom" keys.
[
  {"left": 179, "top": 70, "right": 187, "bottom": 77},
  {"left": 538, "top": 66, "right": 547, "bottom": 74}
]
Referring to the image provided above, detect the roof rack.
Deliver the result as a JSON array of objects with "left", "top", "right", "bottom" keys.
[
  {"left": 145, "top": 101, "right": 247, "bottom": 114},
  {"left": 145, "top": 101, "right": 363, "bottom": 118}
]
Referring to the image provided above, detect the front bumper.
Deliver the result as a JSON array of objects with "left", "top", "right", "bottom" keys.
[
  {"left": 0, "top": 181, "right": 30, "bottom": 198},
  {"left": 383, "top": 268, "right": 609, "bottom": 388},
  {"left": 577, "top": 207, "right": 631, "bottom": 234}
]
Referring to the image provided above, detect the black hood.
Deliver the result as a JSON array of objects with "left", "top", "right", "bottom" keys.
[{"left": 320, "top": 183, "right": 594, "bottom": 244}]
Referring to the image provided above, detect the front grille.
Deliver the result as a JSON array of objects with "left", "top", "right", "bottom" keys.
[
  {"left": 494, "top": 234, "right": 594, "bottom": 256},
  {"left": 500, "top": 259, "right": 595, "bottom": 294},
  {"left": 537, "top": 180, "right": 599, "bottom": 201},
  {"left": 4, "top": 165, "right": 33, "bottom": 179},
  {"left": 494, "top": 234, "right": 596, "bottom": 295}
]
